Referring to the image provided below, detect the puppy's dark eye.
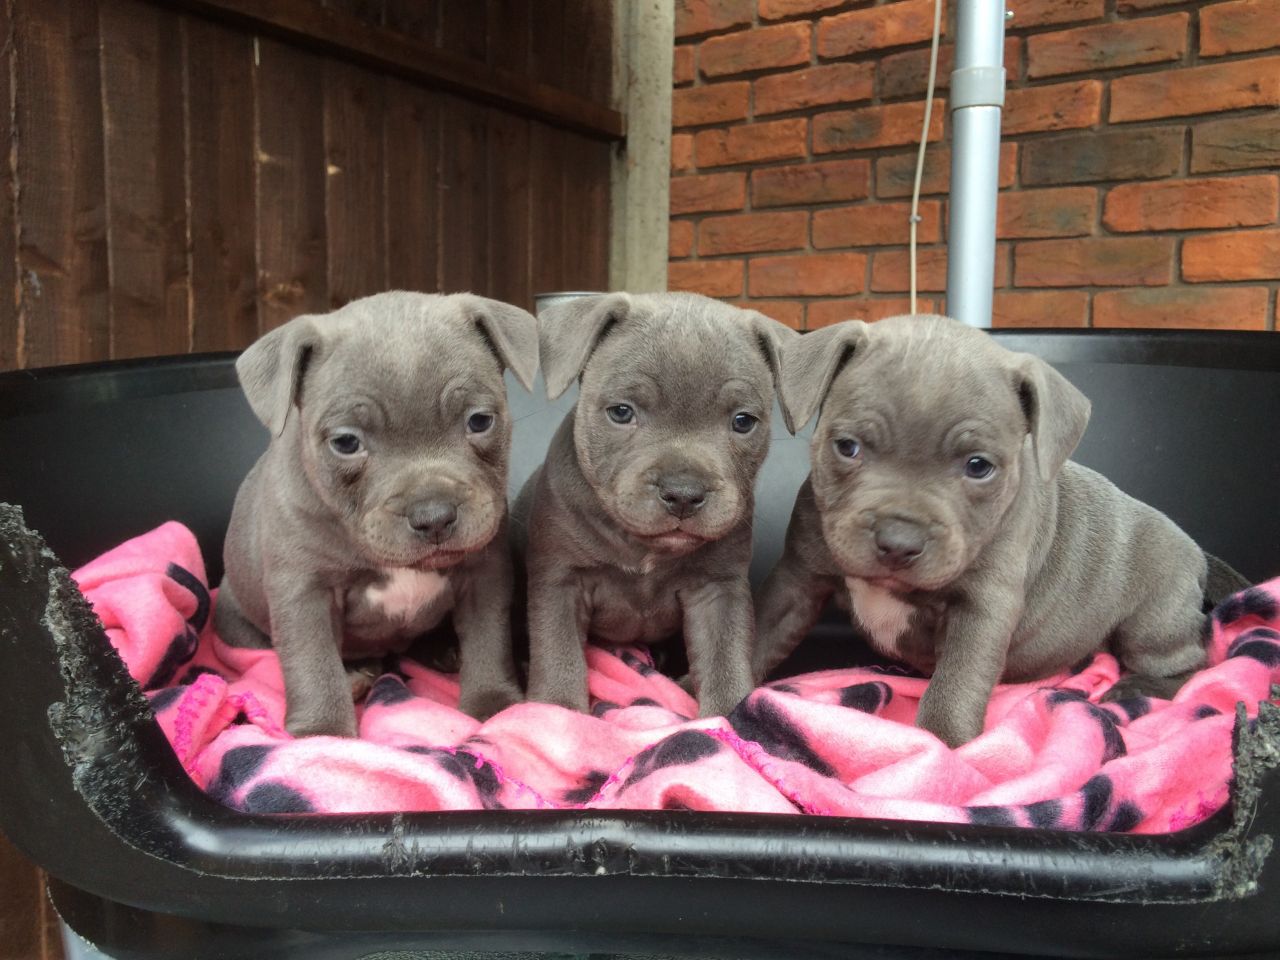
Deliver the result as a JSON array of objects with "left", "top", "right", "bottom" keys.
[
  {"left": 731, "top": 412, "right": 758, "bottom": 434},
  {"left": 964, "top": 456, "right": 996, "bottom": 480},
  {"left": 606, "top": 404, "right": 635, "bottom": 425},
  {"left": 328, "top": 433, "right": 363, "bottom": 456},
  {"left": 466, "top": 412, "right": 495, "bottom": 434},
  {"left": 834, "top": 437, "right": 861, "bottom": 460}
]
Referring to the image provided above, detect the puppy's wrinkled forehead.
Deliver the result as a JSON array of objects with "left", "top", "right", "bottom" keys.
[
  {"left": 584, "top": 305, "right": 774, "bottom": 411},
  {"left": 828, "top": 320, "right": 1026, "bottom": 446},
  {"left": 318, "top": 302, "right": 501, "bottom": 404}
]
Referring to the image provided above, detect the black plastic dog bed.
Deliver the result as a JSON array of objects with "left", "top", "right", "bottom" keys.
[{"left": 1, "top": 329, "right": 1279, "bottom": 960}]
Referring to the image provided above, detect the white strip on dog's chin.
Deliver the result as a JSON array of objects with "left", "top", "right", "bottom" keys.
[
  {"left": 846, "top": 577, "right": 913, "bottom": 658},
  {"left": 367, "top": 568, "right": 449, "bottom": 621}
]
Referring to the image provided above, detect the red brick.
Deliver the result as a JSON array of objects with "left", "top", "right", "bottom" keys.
[
  {"left": 733, "top": 299, "right": 805, "bottom": 329},
  {"left": 674, "top": 46, "right": 697, "bottom": 86},
  {"left": 814, "top": 99, "right": 944, "bottom": 153},
  {"left": 760, "top": 0, "right": 850, "bottom": 20},
  {"left": 750, "top": 252, "right": 869, "bottom": 297},
  {"left": 1015, "top": 237, "right": 1173, "bottom": 287},
  {"left": 1182, "top": 228, "right": 1280, "bottom": 281},
  {"left": 818, "top": 0, "right": 943, "bottom": 58},
  {"left": 670, "top": 172, "right": 747, "bottom": 214},
  {"left": 670, "top": 220, "right": 695, "bottom": 259},
  {"left": 1022, "top": 128, "right": 1182, "bottom": 185},
  {"left": 813, "top": 200, "right": 943, "bottom": 248},
  {"left": 700, "top": 22, "right": 811, "bottom": 78},
  {"left": 876, "top": 143, "right": 1017, "bottom": 197},
  {"left": 672, "top": 133, "right": 695, "bottom": 173},
  {"left": 1094, "top": 287, "right": 1270, "bottom": 329},
  {"left": 675, "top": 0, "right": 754, "bottom": 38},
  {"left": 700, "top": 211, "right": 809, "bottom": 254},
  {"left": 819, "top": 0, "right": 942, "bottom": 57},
  {"left": 755, "top": 63, "right": 875, "bottom": 116},
  {"left": 668, "top": 259, "right": 745, "bottom": 297},
  {"left": 871, "top": 246, "right": 1011, "bottom": 292},
  {"left": 1012, "top": 0, "right": 1104, "bottom": 26},
  {"left": 695, "top": 118, "right": 809, "bottom": 167},
  {"left": 1201, "top": 0, "right": 1280, "bottom": 56},
  {"left": 1192, "top": 113, "right": 1280, "bottom": 174},
  {"left": 1118, "top": 0, "right": 1192, "bottom": 12},
  {"left": 992, "top": 291, "right": 1089, "bottom": 327},
  {"left": 672, "top": 82, "right": 751, "bottom": 127},
  {"left": 1003, "top": 79, "right": 1102, "bottom": 135},
  {"left": 753, "top": 159, "right": 871, "bottom": 207},
  {"left": 807, "top": 297, "right": 929, "bottom": 328},
  {"left": 997, "top": 187, "right": 1096, "bottom": 239},
  {"left": 1103, "top": 176, "right": 1279, "bottom": 232},
  {"left": 1027, "top": 15, "right": 1187, "bottom": 79},
  {"left": 878, "top": 38, "right": 1022, "bottom": 100},
  {"left": 1111, "top": 57, "right": 1280, "bottom": 122}
]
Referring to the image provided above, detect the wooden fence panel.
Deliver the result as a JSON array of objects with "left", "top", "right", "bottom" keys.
[{"left": 0, "top": 0, "right": 616, "bottom": 370}]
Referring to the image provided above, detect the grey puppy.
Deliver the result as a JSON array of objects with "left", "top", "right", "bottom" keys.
[
  {"left": 215, "top": 291, "right": 538, "bottom": 737},
  {"left": 754, "top": 314, "right": 1212, "bottom": 747},
  {"left": 514, "top": 292, "right": 797, "bottom": 717}
]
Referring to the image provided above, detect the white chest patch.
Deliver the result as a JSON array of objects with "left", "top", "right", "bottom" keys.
[
  {"left": 846, "top": 577, "right": 914, "bottom": 657},
  {"left": 365, "top": 568, "right": 449, "bottom": 621}
]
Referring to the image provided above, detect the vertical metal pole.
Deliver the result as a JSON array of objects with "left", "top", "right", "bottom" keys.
[{"left": 946, "top": 0, "right": 1007, "bottom": 329}]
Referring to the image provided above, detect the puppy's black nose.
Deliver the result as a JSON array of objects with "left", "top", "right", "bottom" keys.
[
  {"left": 658, "top": 476, "right": 708, "bottom": 519},
  {"left": 874, "top": 518, "right": 927, "bottom": 569},
  {"left": 407, "top": 500, "right": 458, "bottom": 544}
]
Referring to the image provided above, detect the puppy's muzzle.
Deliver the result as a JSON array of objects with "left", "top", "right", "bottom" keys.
[
  {"left": 407, "top": 499, "right": 459, "bottom": 545},
  {"left": 657, "top": 473, "right": 709, "bottom": 520},
  {"left": 873, "top": 515, "right": 928, "bottom": 570}
]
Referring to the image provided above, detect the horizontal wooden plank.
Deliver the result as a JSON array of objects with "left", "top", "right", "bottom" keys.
[{"left": 151, "top": 0, "right": 624, "bottom": 140}]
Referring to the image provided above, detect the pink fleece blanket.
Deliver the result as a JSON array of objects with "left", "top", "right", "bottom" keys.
[{"left": 72, "top": 522, "right": 1279, "bottom": 832}]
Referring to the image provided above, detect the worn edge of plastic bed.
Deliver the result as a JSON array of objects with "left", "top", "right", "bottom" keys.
[{"left": 1, "top": 505, "right": 1276, "bottom": 914}]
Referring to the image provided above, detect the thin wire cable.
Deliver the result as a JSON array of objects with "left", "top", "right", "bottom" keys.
[{"left": 909, "top": 0, "right": 944, "bottom": 315}]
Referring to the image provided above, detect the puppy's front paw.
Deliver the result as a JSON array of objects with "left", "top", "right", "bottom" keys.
[
  {"left": 286, "top": 700, "right": 358, "bottom": 739},
  {"left": 459, "top": 682, "right": 522, "bottom": 721},
  {"left": 915, "top": 692, "right": 982, "bottom": 748}
]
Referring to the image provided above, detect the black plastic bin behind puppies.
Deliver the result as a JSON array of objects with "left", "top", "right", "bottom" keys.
[{"left": 1, "top": 329, "right": 1279, "bottom": 960}]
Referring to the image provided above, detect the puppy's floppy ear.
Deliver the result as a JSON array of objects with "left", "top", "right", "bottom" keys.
[
  {"left": 743, "top": 310, "right": 801, "bottom": 432},
  {"left": 537, "top": 293, "right": 631, "bottom": 399},
  {"left": 1013, "top": 353, "right": 1091, "bottom": 481},
  {"left": 236, "top": 314, "right": 323, "bottom": 437},
  {"left": 460, "top": 295, "right": 539, "bottom": 392},
  {"left": 777, "top": 319, "right": 870, "bottom": 433}
]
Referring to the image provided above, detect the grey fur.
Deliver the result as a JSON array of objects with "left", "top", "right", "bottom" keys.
[
  {"left": 215, "top": 291, "right": 538, "bottom": 737},
  {"left": 515, "top": 292, "right": 797, "bottom": 717},
  {"left": 755, "top": 314, "right": 1209, "bottom": 746}
]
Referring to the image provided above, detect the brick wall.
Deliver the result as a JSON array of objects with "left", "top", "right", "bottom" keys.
[{"left": 668, "top": 0, "right": 1280, "bottom": 331}]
